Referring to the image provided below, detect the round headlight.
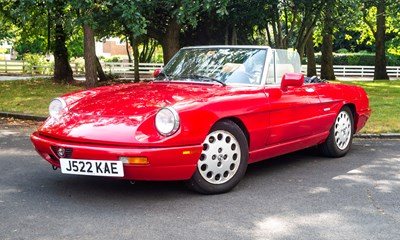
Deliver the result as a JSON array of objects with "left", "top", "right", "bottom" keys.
[
  {"left": 155, "top": 107, "right": 180, "bottom": 136},
  {"left": 49, "top": 97, "right": 67, "bottom": 117}
]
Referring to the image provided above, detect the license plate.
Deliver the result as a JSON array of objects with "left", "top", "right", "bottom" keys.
[{"left": 60, "top": 158, "right": 124, "bottom": 177}]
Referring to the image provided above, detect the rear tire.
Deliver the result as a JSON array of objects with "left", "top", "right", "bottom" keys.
[
  {"left": 186, "top": 120, "right": 248, "bottom": 194},
  {"left": 319, "top": 106, "right": 354, "bottom": 157}
]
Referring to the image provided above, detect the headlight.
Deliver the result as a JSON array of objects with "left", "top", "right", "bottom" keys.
[
  {"left": 155, "top": 107, "right": 180, "bottom": 136},
  {"left": 49, "top": 97, "right": 67, "bottom": 117}
]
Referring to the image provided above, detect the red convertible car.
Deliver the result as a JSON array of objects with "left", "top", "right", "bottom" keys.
[{"left": 31, "top": 46, "right": 371, "bottom": 194}]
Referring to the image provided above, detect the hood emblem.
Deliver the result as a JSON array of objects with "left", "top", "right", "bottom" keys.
[{"left": 57, "top": 147, "right": 66, "bottom": 158}]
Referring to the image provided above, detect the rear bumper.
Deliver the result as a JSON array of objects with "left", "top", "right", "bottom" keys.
[
  {"left": 30, "top": 132, "right": 202, "bottom": 181},
  {"left": 355, "top": 108, "right": 372, "bottom": 133}
]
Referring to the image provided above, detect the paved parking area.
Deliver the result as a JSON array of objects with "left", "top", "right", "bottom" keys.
[{"left": 1, "top": 122, "right": 399, "bottom": 240}]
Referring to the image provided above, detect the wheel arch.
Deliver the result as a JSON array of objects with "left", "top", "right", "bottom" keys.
[
  {"left": 215, "top": 117, "right": 250, "bottom": 147},
  {"left": 343, "top": 103, "right": 356, "bottom": 133}
]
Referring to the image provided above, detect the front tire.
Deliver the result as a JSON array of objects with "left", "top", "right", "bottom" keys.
[
  {"left": 186, "top": 120, "right": 248, "bottom": 194},
  {"left": 319, "top": 106, "right": 354, "bottom": 157}
]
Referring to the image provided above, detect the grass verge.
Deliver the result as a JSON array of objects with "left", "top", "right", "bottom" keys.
[
  {"left": 0, "top": 78, "right": 399, "bottom": 133},
  {"left": 0, "top": 78, "right": 83, "bottom": 117},
  {"left": 340, "top": 80, "right": 400, "bottom": 133}
]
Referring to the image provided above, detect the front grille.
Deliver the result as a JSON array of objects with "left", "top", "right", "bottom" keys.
[{"left": 51, "top": 146, "right": 73, "bottom": 158}]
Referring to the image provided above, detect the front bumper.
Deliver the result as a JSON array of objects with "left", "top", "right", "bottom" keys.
[{"left": 30, "top": 132, "right": 202, "bottom": 181}]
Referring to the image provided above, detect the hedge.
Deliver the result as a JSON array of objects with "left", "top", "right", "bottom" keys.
[{"left": 311, "top": 52, "right": 400, "bottom": 66}]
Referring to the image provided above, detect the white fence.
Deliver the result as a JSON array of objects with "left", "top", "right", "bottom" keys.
[
  {"left": 302, "top": 65, "right": 400, "bottom": 78},
  {"left": 0, "top": 60, "right": 84, "bottom": 75},
  {"left": 103, "top": 62, "right": 164, "bottom": 76},
  {"left": 1, "top": 60, "right": 400, "bottom": 79},
  {"left": 0, "top": 60, "right": 26, "bottom": 73},
  {"left": 0, "top": 60, "right": 164, "bottom": 76}
]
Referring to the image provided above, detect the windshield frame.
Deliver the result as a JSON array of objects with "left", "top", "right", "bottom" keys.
[{"left": 156, "top": 45, "right": 271, "bottom": 86}]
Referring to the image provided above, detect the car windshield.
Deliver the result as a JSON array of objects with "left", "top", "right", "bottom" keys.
[{"left": 156, "top": 47, "right": 267, "bottom": 85}]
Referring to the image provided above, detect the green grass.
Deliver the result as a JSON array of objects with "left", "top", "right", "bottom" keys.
[
  {"left": 0, "top": 78, "right": 399, "bottom": 133},
  {"left": 338, "top": 80, "right": 400, "bottom": 133},
  {"left": 0, "top": 78, "right": 83, "bottom": 116}
]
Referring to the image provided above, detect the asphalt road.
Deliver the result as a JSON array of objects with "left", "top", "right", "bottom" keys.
[{"left": 1, "top": 122, "right": 399, "bottom": 240}]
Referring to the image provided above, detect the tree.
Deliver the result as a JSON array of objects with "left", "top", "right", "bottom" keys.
[
  {"left": 93, "top": 1, "right": 228, "bottom": 81},
  {"left": 359, "top": 1, "right": 389, "bottom": 79},
  {"left": 53, "top": 0, "right": 73, "bottom": 83},
  {"left": 292, "top": 0, "right": 324, "bottom": 58},
  {"left": 0, "top": 12, "right": 17, "bottom": 42},
  {"left": 373, "top": 0, "right": 389, "bottom": 80},
  {"left": 1, "top": 0, "right": 74, "bottom": 82},
  {"left": 94, "top": 0, "right": 147, "bottom": 82},
  {"left": 70, "top": 0, "right": 116, "bottom": 87},
  {"left": 306, "top": 29, "right": 317, "bottom": 76},
  {"left": 142, "top": 0, "right": 229, "bottom": 63},
  {"left": 83, "top": 24, "right": 97, "bottom": 88},
  {"left": 348, "top": 0, "right": 398, "bottom": 79},
  {"left": 320, "top": 0, "right": 336, "bottom": 80}
]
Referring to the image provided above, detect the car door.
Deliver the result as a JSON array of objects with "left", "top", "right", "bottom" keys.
[{"left": 264, "top": 84, "right": 321, "bottom": 146}]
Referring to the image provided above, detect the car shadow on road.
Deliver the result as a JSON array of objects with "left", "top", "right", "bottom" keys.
[
  {"left": 38, "top": 143, "right": 369, "bottom": 200},
  {"left": 20, "top": 139, "right": 393, "bottom": 203}
]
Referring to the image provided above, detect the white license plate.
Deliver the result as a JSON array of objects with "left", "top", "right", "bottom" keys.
[{"left": 60, "top": 158, "right": 124, "bottom": 177}]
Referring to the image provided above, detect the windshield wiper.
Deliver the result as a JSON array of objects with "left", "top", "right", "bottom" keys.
[
  {"left": 156, "top": 72, "right": 171, "bottom": 81},
  {"left": 187, "top": 74, "right": 226, "bottom": 86}
]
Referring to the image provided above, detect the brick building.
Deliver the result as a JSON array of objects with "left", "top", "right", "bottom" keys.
[{"left": 95, "top": 37, "right": 131, "bottom": 60}]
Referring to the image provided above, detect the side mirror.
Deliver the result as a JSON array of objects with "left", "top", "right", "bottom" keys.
[
  {"left": 281, "top": 73, "right": 304, "bottom": 91},
  {"left": 153, "top": 69, "right": 162, "bottom": 78}
]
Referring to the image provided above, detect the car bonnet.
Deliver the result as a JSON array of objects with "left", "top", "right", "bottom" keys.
[{"left": 37, "top": 82, "right": 226, "bottom": 145}]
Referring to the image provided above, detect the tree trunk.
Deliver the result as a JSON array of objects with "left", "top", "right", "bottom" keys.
[
  {"left": 306, "top": 33, "right": 317, "bottom": 77},
  {"left": 134, "top": 43, "right": 140, "bottom": 82},
  {"left": 133, "top": 41, "right": 140, "bottom": 82},
  {"left": 265, "top": 22, "right": 272, "bottom": 46},
  {"left": 139, "top": 38, "right": 156, "bottom": 63},
  {"left": 296, "top": 19, "right": 317, "bottom": 60},
  {"left": 53, "top": 22, "right": 73, "bottom": 83},
  {"left": 83, "top": 24, "right": 97, "bottom": 88},
  {"left": 271, "top": 3, "right": 283, "bottom": 48},
  {"left": 374, "top": 0, "right": 389, "bottom": 80},
  {"left": 232, "top": 26, "right": 238, "bottom": 45},
  {"left": 126, "top": 35, "right": 132, "bottom": 63},
  {"left": 96, "top": 56, "right": 106, "bottom": 82},
  {"left": 161, "top": 18, "right": 181, "bottom": 63},
  {"left": 128, "top": 34, "right": 140, "bottom": 82},
  {"left": 320, "top": 1, "right": 335, "bottom": 80},
  {"left": 225, "top": 26, "right": 229, "bottom": 45}
]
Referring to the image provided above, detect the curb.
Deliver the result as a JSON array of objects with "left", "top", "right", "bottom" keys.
[
  {"left": 1, "top": 111, "right": 399, "bottom": 139},
  {"left": 354, "top": 133, "right": 400, "bottom": 139},
  {"left": 0, "top": 112, "right": 47, "bottom": 121}
]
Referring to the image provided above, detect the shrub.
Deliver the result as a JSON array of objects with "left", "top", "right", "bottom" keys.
[
  {"left": 103, "top": 56, "right": 122, "bottom": 62},
  {"left": 314, "top": 52, "right": 400, "bottom": 66},
  {"left": 387, "top": 53, "right": 400, "bottom": 66},
  {"left": 22, "top": 53, "right": 52, "bottom": 74},
  {"left": 70, "top": 57, "right": 85, "bottom": 74}
]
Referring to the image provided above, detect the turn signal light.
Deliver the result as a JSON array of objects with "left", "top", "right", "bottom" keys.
[
  {"left": 182, "top": 150, "right": 200, "bottom": 155},
  {"left": 119, "top": 157, "right": 149, "bottom": 165}
]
